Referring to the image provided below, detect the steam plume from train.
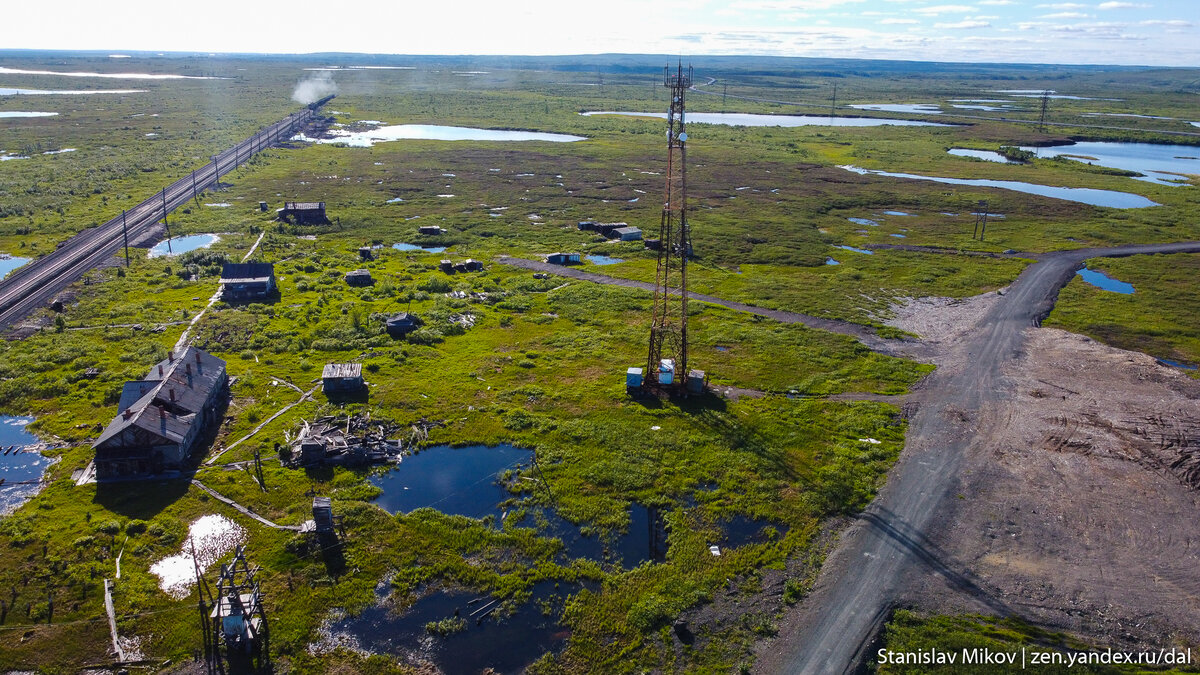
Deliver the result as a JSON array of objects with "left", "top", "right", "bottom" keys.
[{"left": 292, "top": 72, "right": 338, "bottom": 105}]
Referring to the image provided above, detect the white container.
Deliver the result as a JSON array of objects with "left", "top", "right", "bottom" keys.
[{"left": 658, "top": 359, "right": 675, "bottom": 385}]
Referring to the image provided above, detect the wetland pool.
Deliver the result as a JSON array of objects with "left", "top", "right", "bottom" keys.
[
  {"left": 297, "top": 124, "right": 586, "bottom": 146},
  {"left": 0, "top": 255, "right": 31, "bottom": 280},
  {"left": 581, "top": 111, "right": 955, "bottom": 127},
  {"left": 148, "top": 234, "right": 219, "bottom": 257},
  {"left": 0, "top": 415, "right": 48, "bottom": 514}
]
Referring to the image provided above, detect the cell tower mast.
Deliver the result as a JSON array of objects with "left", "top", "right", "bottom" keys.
[{"left": 645, "top": 62, "right": 693, "bottom": 391}]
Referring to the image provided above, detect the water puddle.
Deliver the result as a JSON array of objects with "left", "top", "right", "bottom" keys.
[
  {"left": 204, "top": 202, "right": 231, "bottom": 207},
  {"left": 719, "top": 515, "right": 786, "bottom": 549},
  {"left": 148, "top": 234, "right": 219, "bottom": 257},
  {"left": 0, "top": 111, "right": 58, "bottom": 118},
  {"left": 149, "top": 514, "right": 246, "bottom": 599},
  {"left": 297, "top": 125, "right": 586, "bottom": 147},
  {"left": 882, "top": 210, "right": 914, "bottom": 216},
  {"left": 825, "top": 257, "right": 841, "bottom": 265},
  {"left": 847, "top": 217, "right": 880, "bottom": 227},
  {"left": 890, "top": 233, "right": 907, "bottom": 238},
  {"left": 0, "top": 255, "right": 31, "bottom": 279},
  {"left": 0, "top": 415, "right": 49, "bottom": 514},
  {"left": 948, "top": 148, "right": 1019, "bottom": 163},
  {"left": 393, "top": 243, "right": 446, "bottom": 253},
  {"left": 386, "top": 198, "right": 404, "bottom": 203},
  {"left": 1076, "top": 267, "right": 1134, "bottom": 294},
  {"left": 848, "top": 103, "right": 942, "bottom": 114},
  {"left": 1157, "top": 358, "right": 1198, "bottom": 371},
  {"left": 993, "top": 90, "right": 1119, "bottom": 101},
  {"left": 839, "top": 165, "right": 1159, "bottom": 209},
  {"left": 1020, "top": 142, "right": 1200, "bottom": 186},
  {"left": 317, "top": 579, "right": 573, "bottom": 675},
  {"left": 586, "top": 255, "right": 624, "bottom": 265},
  {"left": 580, "top": 111, "right": 954, "bottom": 127},
  {"left": 715, "top": 345, "right": 731, "bottom": 352},
  {"left": 834, "top": 245, "right": 874, "bottom": 255},
  {"left": 370, "top": 445, "right": 530, "bottom": 519}
]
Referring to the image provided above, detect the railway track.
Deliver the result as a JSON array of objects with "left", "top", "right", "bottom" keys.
[{"left": 0, "top": 100, "right": 331, "bottom": 331}]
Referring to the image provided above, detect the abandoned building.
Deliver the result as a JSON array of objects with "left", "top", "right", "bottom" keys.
[
  {"left": 418, "top": 225, "right": 444, "bottom": 236},
  {"left": 439, "top": 259, "right": 454, "bottom": 273},
  {"left": 276, "top": 201, "right": 328, "bottom": 225},
  {"left": 612, "top": 226, "right": 643, "bottom": 241},
  {"left": 322, "top": 363, "right": 364, "bottom": 394},
  {"left": 358, "top": 247, "right": 374, "bottom": 261},
  {"left": 92, "top": 347, "right": 228, "bottom": 478},
  {"left": 546, "top": 252, "right": 582, "bottom": 265},
  {"left": 345, "top": 269, "right": 374, "bottom": 286},
  {"left": 220, "top": 263, "right": 276, "bottom": 301},
  {"left": 644, "top": 238, "right": 662, "bottom": 250},
  {"left": 577, "top": 220, "right": 598, "bottom": 231},
  {"left": 288, "top": 414, "right": 406, "bottom": 467},
  {"left": 595, "top": 222, "right": 625, "bottom": 237},
  {"left": 441, "top": 259, "right": 484, "bottom": 273},
  {"left": 386, "top": 312, "right": 420, "bottom": 337}
]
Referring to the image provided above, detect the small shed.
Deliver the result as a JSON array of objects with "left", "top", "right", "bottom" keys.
[
  {"left": 418, "top": 225, "right": 444, "bottom": 236},
  {"left": 644, "top": 238, "right": 662, "bottom": 251},
  {"left": 322, "top": 363, "right": 364, "bottom": 394},
  {"left": 385, "top": 312, "right": 420, "bottom": 337},
  {"left": 456, "top": 259, "right": 484, "bottom": 272},
  {"left": 358, "top": 247, "right": 374, "bottom": 261},
  {"left": 439, "top": 259, "right": 454, "bottom": 273},
  {"left": 313, "top": 497, "right": 335, "bottom": 534},
  {"left": 612, "top": 226, "right": 642, "bottom": 241},
  {"left": 596, "top": 222, "right": 626, "bottom": 237},
  {"left": 277, "top": 201, "right": 328, "bottom": 225},
  {"left": 577, "top": 220, "right": 598, "bottom": 231},
  {"left": 220, "top": 263, "right": 276, "bottom": 301},
  {"left": 345, "top": 269, "right": 374, "bottom": 286},
  {"left": 546, "top": 252, "right": 581, "bottom": 265}
]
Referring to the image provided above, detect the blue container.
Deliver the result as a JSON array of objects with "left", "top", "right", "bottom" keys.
[{"left": 626, "top": 367, "right": 644, "bottom": 388}]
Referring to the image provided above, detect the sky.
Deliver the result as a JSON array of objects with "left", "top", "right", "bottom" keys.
[{"left": 5, "top": 0, "right": 1198, "bottom": 67}]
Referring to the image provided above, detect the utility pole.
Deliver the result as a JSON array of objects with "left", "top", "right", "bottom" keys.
[
  {"left": 1038, "top": 90, "right": 1050, "bottom": 132},
  {"left": 830, "top": 82, "right": 838, "bottom": 118},
  {"left": 973, "top": 200, "right": 989, "bottom": 241},
  {"left": 722, "top": 82, "right": 728, "bottom": 113},
  {"left": 162, "top": 188, "right": 172, "bottom": 253}
]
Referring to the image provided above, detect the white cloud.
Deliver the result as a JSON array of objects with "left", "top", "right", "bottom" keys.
[
  {"left": 1036, "top": 2, "right": 1086, "bottom": 7},
  {"left": 879, "top": 17, "right": 920, "bottom": 23},
  {"left": 978, "top": 0, "right": 1014, "bottom": 4},
  {"left": 1041, "top": 11, "right": 1090, "bottom": 17},
  {"left": 935, "top": 19, "right": 992, "bottom": 27},
  {"left": 1140, "top": 19, "right": 1193, "bottom": 26},
  {"left": 728, "top": 0, "right": 864, "bottom": 9},
  {"left": 1097, "top": 1, "right": 1148, "bottom": 8},
  {"left": 912, "top": 4, "right": 975, "bottom": 15}
]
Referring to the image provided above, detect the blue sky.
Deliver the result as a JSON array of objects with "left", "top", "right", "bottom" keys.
[{"left": 6, "top": 0, "right": 1198, "bottom": 66}]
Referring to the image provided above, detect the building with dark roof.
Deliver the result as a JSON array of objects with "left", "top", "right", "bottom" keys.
[
  {"left": 220, "top": 263, "right": 276, "bottom": 301},
  {"left": 322, "top": 363, "right": 364, "bottom": 394},
  {"left": 385, "top": 312, "right": 420, "bottom": 337},
  {"left": 277, "top": 201, "right": 328, "bottom": 225},
  {"left": 93, "top": 347, "right": 228, "bottom": 478},
  {"left": 345, "top": 269, "right": 374, "bottom": 286}
]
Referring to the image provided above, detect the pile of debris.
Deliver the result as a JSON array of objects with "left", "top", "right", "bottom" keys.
[{"left": 283, "top": 413, "right": 442, "bottom": 467}]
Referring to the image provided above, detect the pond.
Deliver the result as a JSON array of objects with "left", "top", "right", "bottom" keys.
[
  {"left": 835, "top": 245, "right": 874, "bottom": 255},
  {"left": 1019, "top": 141, "right": 1200, "bottom": 186},
  {"left": 392, "top": 243, "right": 446, "bottom": 253},
  {"left": 1076, "top": 267, "right": 1134, "bottom": 294},
  {"left": 0, "top": 67, "right": 221, "bottom": 80},
  {"left": 0, "top": 415, "right": 49, "bottom": 514},
  {"left": 0, "top": 111, "right": 58, "bottom": 118},
  {"left": 318, "top": 579, "right": 574, "bottom": 675},
  {"left": 848, "top": 103, "right": 942, "bottom": 114},
  {"left": 0, "top": 255, "right": 31, "bottom": 280},
  {"left": 825, "top": 257, "right": 841, "bottom": 265},
  {"left": 299, "top": 124, "right": 586, "bottom": 147},
  {"left": 882, "top": 210, "right": 914, "bottom": 216},
  {"left": 0, "top": 87, "right": 145, "bottom": 96},
  {"left": 150, "top": 514, "right": 246, "bottom": 599},
  {"left": 370, "top": 444, "right": 530, "bottom": 518},
  {"left": 839, "top": 165, "right": 1159, "bottom": 209},
  {"left": 847, "top": 217, "right": 880, "bottom": 227},
  {"left": 148, "top": 234, "right": 219, "bottom": 257},
  {"left": 948, "top": 148, "right": 1019, "bottom": 164},
  {"left": 586, "top": 254, "right": 624, "bottom": 265},
  {"left": 580, "top": 111, "right": 955, "bottom": 127}
]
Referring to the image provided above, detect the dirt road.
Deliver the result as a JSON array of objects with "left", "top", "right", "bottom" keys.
[{"left": 756, "top": 240, "right": 1200, "bottom": 674}]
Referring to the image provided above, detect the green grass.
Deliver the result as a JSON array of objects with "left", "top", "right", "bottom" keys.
[{"left": 1045, "top": 253, "right": 1200, "bottom": 369}]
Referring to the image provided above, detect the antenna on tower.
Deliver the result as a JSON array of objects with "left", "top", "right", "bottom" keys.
[{"left": 626, "top": 62, "right": 706, "bottom": 398}]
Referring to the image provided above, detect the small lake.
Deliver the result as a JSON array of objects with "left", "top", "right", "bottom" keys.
[
  {"left": 835, "top": 245, "right": 873, "bottom": 255},
  {"left": 0, "top": 88, "right": 145, "bottom": 96},
  {"left": 319, "top": 579, "right": 574, "bottom": 675},
  {"left": 371, "top": 444, "right": 530, "bottom": 518},
  {"left": 393, "top": 243, "right": 446, "bottom": 253},
  {"left": 1077, "top": 267, "right": 1134, "bottom": 294},
  {"left": 581, "top": 111, "right": 954, "bottom": 127},
  {"left": 848, "top": 104, "right": 942, "bottom": 114},
  {"left": 0, "top": 111, "right": 58, "bottom": 118},
  {"left": 1, "top": 255, "right": 31, "bottom": 279},
  {"left": 949, "top": 148, "right": 1019, "bottom": 164},
  {"left": 586, "top": 255, "right": 624, "bottom": 265},
  {"left": 302, "top": 125, "right": 586, "bottom": 147},
  {"left": 839, "top": 165, "right": 1159, "bottom": 209},
  {"left": 0, "top": 415, "right": 48, "bottom": 514},
  {"left": 1020, "top": 142, "right": 1200, "bottom": 186},
  {"left": 148, "top": 234, "right": 219, "bottom": 257}
]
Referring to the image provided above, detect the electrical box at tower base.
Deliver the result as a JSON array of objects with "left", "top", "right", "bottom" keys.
[
  {"left": 626, "top": 367, "right": 643, "bottom": 388},
  {"left": 658, "top": 359, "right": 675, "bottom": 385}
]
